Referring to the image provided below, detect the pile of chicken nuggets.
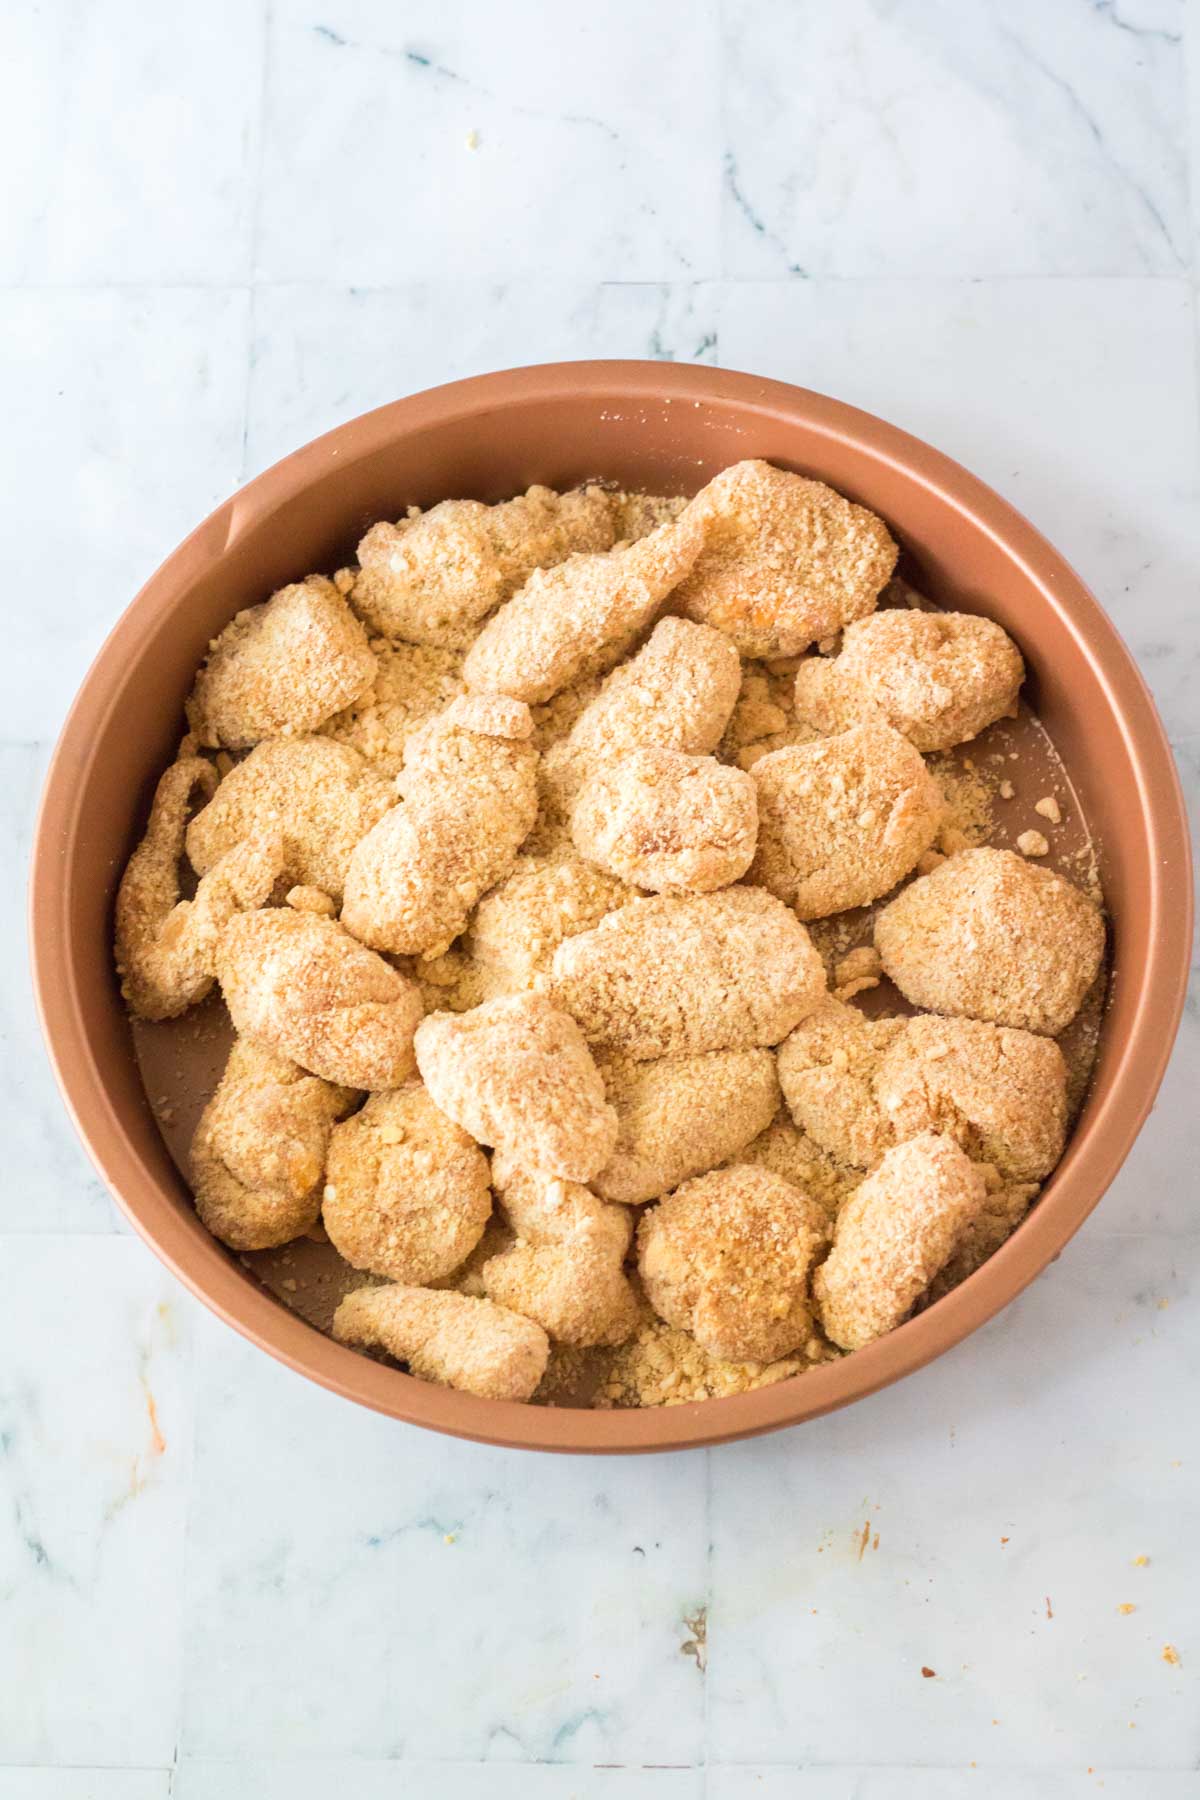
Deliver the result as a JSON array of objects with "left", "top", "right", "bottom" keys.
[{"left": 114, "top": 460, "right": 1106, "bottom": 1406}]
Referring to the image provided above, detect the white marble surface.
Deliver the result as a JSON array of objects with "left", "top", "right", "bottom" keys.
[{"left": 4, "top": 0, "right": 1199, "bottom": 1792}]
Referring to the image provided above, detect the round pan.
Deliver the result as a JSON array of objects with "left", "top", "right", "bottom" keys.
[{"left": 28, "top": 361, "right": 1193, "bottom": 1453}]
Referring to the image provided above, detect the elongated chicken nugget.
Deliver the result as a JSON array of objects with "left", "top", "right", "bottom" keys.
[
  {"left": 594, "top": 1048, "right": 780, "bottom": 1204},
  {"left": 572, "top": 748, "right": 758, "bottom": 894},
  {"left": 813, "top": 1133, "right": 987, "bottom": 1350},
  {"left": 333, "top": 1284, "right": 549, "bottom": 1401},
  {"left": 776, "top": 996, "right": 907, "bottom": 1169},
  {"left": 320, "top": 637, "right": 464, "bottom": 776},
  {"left": 551, "top": 886, "right": 826, "bottom": 1060},
  {"left": 190, "top": 1040, "right": 358, "bottom": 1251},
  {"left": 341, "top": 694, "right": 538, "bottom": 958},
  {"left": 188, "top": 576, "right": 375, "bottom": 749},
  {"left": 323, "top": 1084, "right": 492, "bottom": 1284},
  {"left": 462, "top": 511, "right": 705, "bottom": 703},
  {"left": 874, "top": 847, "right": 1105, "bottom": 1036},
  {"left": 415, "top": 993, "right": 619, "bottom": 1183},
  {"left": 638, "top": 1164, "right": 827, "bottom": 1363},
  {"left": 793, "top": 609, "right": 1024, "bottom": 752},
  {"left": 469, "top": 852, "right": 636, "bottom": 993},
  {"left": 673, "top": 460, "right": 897, "bottom": 657},
  {"left": 186, "top": 737, "right": 393, "bottom": 902},
  {"left": 876, "top": 1014, "right": 1067, "bottom": 1182},
  {"left": 351, "top": 485, "right": 617, "bottom": 648},
  {"left": 217, "top": 908, "right": 423, "bottom": 1088},
  {"left": 115, "top": 758, "right": 283, "bottom": 1020},
  {"left": 749, "top": 723, "right": 942, "bottom": 919},
  {"left": 540, "top": 616, "right": 743, "bottom": 815}
]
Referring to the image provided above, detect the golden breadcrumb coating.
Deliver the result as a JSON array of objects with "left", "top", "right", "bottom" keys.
[
  {"left": 190, "top": 1039, "right": 357, "bottom": 1250},
  {"left": 540, "top": 615, "right": 743, "bottom": 816},
  {"left": 322, "top": 1084, "right": 492, "bottom": 1284},
  {"left": 186, "top": 737, "right": 393, "bottom": 903},
  {"left": 638, "top": 1164, "right": 827, "bottom": 1363},
  {"left": 469, "top": 852, "right": 637, "bottom": 993},
  {"left": 490, "top": 1154, "right": 634, "bottom": 1258},
  {"left": 115, "top": 757, "right": 283, "bottom": 1020},
  {"left": 320, "top": 637, "right": 464, "bottom": 776},
  {"left": 749, "top": 723, "right": 943, "bottom": 919},
  {"left": 187, "top": 576, "right": 375, "bottom": 749},
  {"left": 572, "top": 748, "right": 758, "bottom": 894},
  {"left": 793, "top": 609, "right": 1024, "bottom": 752},
  {"left": 482, "top": 1158, "right": 640, "bottom": 1349},
  {"left": 341, "top": 694, "right": 538, "bottom": 958},
  {"left": 285, "top": 884, "right": 337, "bottom": 916},
  {"left": 738, "top": 1112, "right": 859, "bottom": 1228},
  {"left": 462, "top": 512, "right": 705, "bottom": 703},
  {"left": 813, "top": 1133, "right": 987, "bottom": 1350},
  {"left": 350, "top": 485, "right": 617, "bottom": 648},
  {"left": 595, "top": 1318, "right": 814, "bottom": 1408},
  {"left": 923, "top": 1169, "right": 1040, "bottom": 1303},
  {"left": 874, "top": 846, "right": 1105, "bottom": 1035},
  {"left": 217, "top": 908, "right": 423, "bottom": 1088},
  {"left": 672, "top": 459, "right": 897, "bottom": 657},
  {"left": 414, "top": 993, "right": 619, "bottom": 1183},
  {"left": 333, "top": 1284, "right": 549, "bottom": 1401},
  {"left": 551, "top": 886, "right": 827, "bottom": 1060},
  {"left": 594, "top": 1048, "right": 780, "bottom": 1204},
  {"left": 481, "top": 1238, "right": 640, "bottom": 1347},
  {"left": 876, "top": 1014, "right": 1067, "bottom": 1182},
  {"left": 776, "top": 996, "right": 908, "bottom": 1169}
]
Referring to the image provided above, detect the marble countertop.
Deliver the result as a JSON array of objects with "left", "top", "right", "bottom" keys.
[{"left": 5, "top": 1, "right": 1198, "bottom": 1794}]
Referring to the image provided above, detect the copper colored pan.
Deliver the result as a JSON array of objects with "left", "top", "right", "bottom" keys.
[{"left": 28, "top": 362, "right": 1193, "bottom": 1453}]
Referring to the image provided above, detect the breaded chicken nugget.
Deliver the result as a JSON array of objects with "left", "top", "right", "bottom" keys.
[
  {"left": 469, "top": 852, "right": 637, "bottom": 993},
  {"left": 341, "top": 694, "right": 538, "bottom": 958},
  {"left": 749, "top": 723, "right": 943, "bottom": 919},
  {"left": 540, "top": 616, "right": 743, "bottom": 815},
  {"left": 217, "top": 908, "right": 423, "bottom": 1088},
  {"left": 638, "top": 1164, "right": 827, "bottom": 1363},
  {"left": 115, "top": 757, "right": 283, "bottom": 1020},
  {"left": 187, "top": 576, "right": 375, "bottom": 749},
  {"left": 813, "top": 1133, "right": 987, "bottom": 1350},
  {"left": 351, "top": 485, "right": 617, "bottom": 648},
  {"left": 190, "top": 1039, "right": 357, "bottom": 1251},
  {"left": 415, "top": 993, "right": 619, "bottom": 1183},
  {"left": 490, "top": 1154, "right": 634, "bottom": 1258},
  {"left": 923, "top": 1170, "right": 1040, "bottom": 1302},
  {"left": 186, "top": 737, "right": 393, "bottom": 903},
  {"left": 673, "top": 460, "right": 897, "bottom": 657},
  {"left": 333, "top": 1284, "right": 549, "bottom": 1401},
  {"left": 793, "top": 609, "right": 1024, "bottom": 752},
  {"left": 594, "top": 1048, "right": 780, "bottom": 1204},
  {"left": 609, "top": 490, "right": 688, "bottom": 538},
  {"left": 876, "top": 1014, "right": 1067, "bottom": 1182},
  {"left": 572, "top": 748, "right": 758, "bottom": 893},
  {"left": 462, "top": 512, "right": 705, "bottom": 703},
  {"left": 482, "top": 1159, "right": 638, "bottom": 1346},
  {"left": 776, "top": 996, "right": 908, "bottom": 1169},
  {"left": 551, "top": 886, "right": 827, "bottom": 1060},
  {"left": 320, "top": 637, "right": 464, "bottom": 776},
  {"left": 481, "top": 1238, "right": 640, "bottom": 1347},
  {"left": 738, "top": 1112, "right": 860, "bottom": 1228},
  {"left": 323, "top": 1084, "right": 492, "bottom": 1284},
  {"left": 874, "top": 847, "right": 1105, "bottom": 1036}
]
